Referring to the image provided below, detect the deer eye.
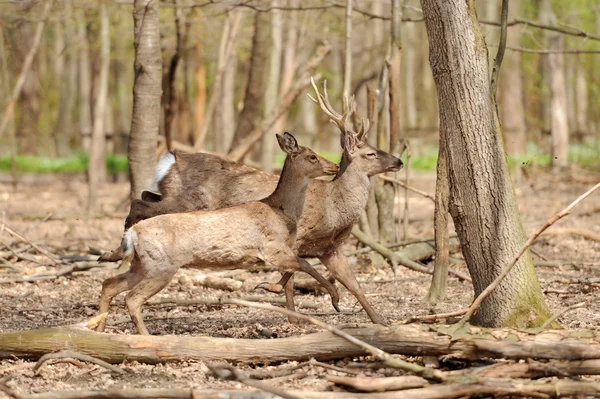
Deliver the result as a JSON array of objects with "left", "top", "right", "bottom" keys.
[
  {"left": 310, "top": 155, "right": 317, "bottom": 161},
  {"left": 366, "top": 152, "right": 377, "bottom": 158}
]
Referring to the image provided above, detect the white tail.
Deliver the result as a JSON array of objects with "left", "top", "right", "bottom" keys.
[
  {"left": 150, "top": 152, "right": 176, "bottom": 191},
  {"left": 121, "top": 229, "right": 136, "bottom": 265}
]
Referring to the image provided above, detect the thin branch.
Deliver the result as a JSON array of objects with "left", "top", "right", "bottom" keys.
[
  {"left": 462, "top": 182, "right": 600, "bottom": 323},
  {"left": 379, "top": 175, "right": 434, "bottom": 202},
  {"left": 481, "top": 18, "right": 600, "bottom": 43},
  {"left": 503, "top": 45, "right": 600, "bottom": 54},
  {"left": 33, "top": 350, "right": 125, "bottom": 375},
  {"left": 539, "top": 301, "right": 586, "bottom": 330},
  {"left": 3, "top": 225, "right": 59, "bottom": 264},
  {"left": 207, "top": 362, "right": 302, "bottom": 399},
  {"left": 489, "top": 0, "right": 508, "bottom": 110},
  {"left": 228, "top": 298, "right": 446, "bottom": 381}
]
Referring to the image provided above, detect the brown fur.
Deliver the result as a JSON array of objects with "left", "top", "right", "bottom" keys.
[{"left": 97, "top": 134, "right": 340, "bottom": 335}]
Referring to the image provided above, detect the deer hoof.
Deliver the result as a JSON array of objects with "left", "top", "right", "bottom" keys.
[{"left": 254, "top": 282, "right": 284, "bottom": 294}]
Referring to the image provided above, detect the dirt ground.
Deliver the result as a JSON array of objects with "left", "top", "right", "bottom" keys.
[{"left": 0, "top": 169, "right": 599, "bottom": 396}]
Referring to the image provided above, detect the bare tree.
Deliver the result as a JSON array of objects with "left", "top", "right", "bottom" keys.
[
  {"left": 539, "top": 0, "right": 569, "bottom": 171},
  {"left": 343, "top": 0, "right": 353, "bottom": 98},
  {"left": 420, "top": 0, "right": 553, "bottom": 327},
  {"left": 574, "top": 57, "right": 588, "bottom": 136},
  {"left": 230, "top": 11, "right": 271, "bottom": 154},
  {"left": 88, "top": 1, "right": 110, "bottom": 216},
  {"left": 53, "top": 0, "right": 76, "bottom": 157},
  {"left": 77, "top": 8, "right": 92, "bottom": 152},
  {"left": 261, "top": 0, "right": 283, "bottom": 173},
  {"left": 128, "top": 0, "right": 162, "bottom": 200}
]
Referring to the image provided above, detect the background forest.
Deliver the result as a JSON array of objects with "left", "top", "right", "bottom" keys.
[{"left": 1, "top": 0, "right": 598, "bottom": 177}]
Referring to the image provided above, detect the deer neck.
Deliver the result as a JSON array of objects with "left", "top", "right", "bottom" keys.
[
  {"left": 330, "top": 157, "right": 371, "bottom": 219},
  {"left": 262, "top": 156, "right": 310, "bottom": 224}
]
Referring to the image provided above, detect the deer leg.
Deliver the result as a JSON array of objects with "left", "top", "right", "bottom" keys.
[
  {"left": 97, "top": 271, "right": 143, "bottom": 332},
  {"left": 255, "top": 272, "right": 294, "bottom": 293},
  {"left": 283, "top": 274, "right": 298, "bottom": 323},
  {"left": 124, "top": 273, "right": 174, "bottom": 335},
  {"left": 320, "top": 249, "right": 386, "bottom": 325},
  {"left": 296, "top": 258, "right": 340, "bottom": 313}
]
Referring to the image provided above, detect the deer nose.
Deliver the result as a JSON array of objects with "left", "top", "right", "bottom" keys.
[{"left": 389, "top": 157, "right": 403, "bottom": 172}]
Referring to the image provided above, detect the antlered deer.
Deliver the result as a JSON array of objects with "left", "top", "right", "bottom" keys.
[
  {"left": 97, "top": 133, "right": 340, "bottom": 335},
  {"left": 101, "top": 79, "right": 403, "bottom": 325}
]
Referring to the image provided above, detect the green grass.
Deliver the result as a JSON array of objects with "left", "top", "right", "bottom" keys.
[
  {"left": 1, "top": 141, "right": 598, "bottom": 175},
  {"left": 0, "top": 153, "right": 129, "bottom": 174}
]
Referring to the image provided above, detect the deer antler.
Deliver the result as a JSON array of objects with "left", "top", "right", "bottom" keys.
[{"left": 308, "top": 77, "right": 370, "bottom": 141}]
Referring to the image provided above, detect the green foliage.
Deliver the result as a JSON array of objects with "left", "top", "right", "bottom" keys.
[{"left": 0, "top": 153, "right": 129, "bottom": 174}]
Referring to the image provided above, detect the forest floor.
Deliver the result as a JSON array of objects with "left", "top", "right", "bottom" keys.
[{"left": 0, "top": 168, "right": 599, "bottom": 396}]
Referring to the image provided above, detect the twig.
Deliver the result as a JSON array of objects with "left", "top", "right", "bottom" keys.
[
  {"left": 206, "top": 362, "right": 301, "bottom": 399},
  {"left": 539, "top": 302, "right": 586, "bottom": 330},
  {"left": 462, "top": 182, "right": 600, "bottom": 323},
  {"left": 503, "top": 45, "right": 600, "bottom": 54},
  {"left": 2, "top": 225, "right": 59, "bottom": 264},
  {"left": 309, "top": 358, "right": 359, "bottom": 375},
  {"left": 33, "top": 350, "right": 125, "bottom": 375},
  {"left": 403, "top": 308, "right": 467, "bottom": 324},
  {"left": 379, "top": 175, "right": 434, "bottom": 201},
  {"left": 229, "top": 298, "right": 445, "bottom": 381}
]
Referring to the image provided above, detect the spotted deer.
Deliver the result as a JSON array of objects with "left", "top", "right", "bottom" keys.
[
  {"left": 97, "top": 133, "right": 340, "bottom": 334},
  {"left": 100, "top": 79, "right": 403, "bottom": 325}
]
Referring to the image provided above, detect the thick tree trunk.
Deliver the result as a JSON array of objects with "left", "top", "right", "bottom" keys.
[
  {"left": 87, "top": 1, "right": 110, "bottom": 216},
  {"left": 215, "top": 47, "right": 237, "bottom": 154},
  {"left": 128, "top": 0, "right": 162, "bottom": 200},
  {"left": 420, "top": 0, "right": 552, "bottom": 327},
  {"left": 260, "top": 0, "right": 282, "bottom": 173},
  {"left": 230, "top": 11, "right": 270, "bottom": 154},
  {"left": 77, "top": 9, "right": 93, "bottom": 152}
]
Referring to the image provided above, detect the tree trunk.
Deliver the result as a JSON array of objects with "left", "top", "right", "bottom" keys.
[
  {"left": 229, "top": 11, "right": 270, "bottom": 154},
  {"left": 53, "top": 1, "right": 76, "bottom": 157},
  {"left": 425, "top": 132, "right": 449, "bottom": 304},
  {"left": 547, "top": 35, "right": 569, "bottom": 171},
  {"left": 420, "top": 0, "right": 552, "bottom": 327},
  {"left": 260, "top": 0, "right": 282, "bottom": 173},
  {"left": 77, "top": 9, "right": 93, "bottom": 152},
  {"left": 215, "top": 45, "right": 237, "bottom": 154},
  {"left": 3, "top": 317, "right": 600, "bottom": 365},
  {"left": 273, "top": 6, "right": 298, "bottom": 137},
  {"left": 343, "top": 0, "right": 353, "bottom": 97},
  {"left": 128, "top": 0, "right": 162, "bottom": 200},
  {"left": 87, "top": 1, "right": 110, "bottom": 216},
  {"left": 498, "top": 2, "right": 526, "bottom": 156},
  {"left": 365, "top": 86, "right": 380, "bottom": 241},
  {"left": 402, "top": 1, "right": 418, "bottom": 131},
  {"left": 574, "top": 57, "right": 588, "bottom": 137}
]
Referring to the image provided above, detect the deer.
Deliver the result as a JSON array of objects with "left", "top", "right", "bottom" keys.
[
  {"left": 97, "top": 132, "right": 340, "bottom": 335},
  {"left": 100, "top": 78, "right": 403, "bottom": 325}
]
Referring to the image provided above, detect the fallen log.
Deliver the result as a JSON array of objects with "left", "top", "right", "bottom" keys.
[
  {"left": 3, "top": 315, "right": 600, "bottom": 365},
  {"left": 11, "top": 380, "right": 600, "bottom": 399}
]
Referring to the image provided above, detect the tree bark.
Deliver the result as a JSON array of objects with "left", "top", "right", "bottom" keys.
[
  {"left": 230, "top": 11, "right": 270, "bottom": 155},
  {"left": 420, "top": 0, "right": 552, "bottom": 327},
  {"left": 574, "top": 57, "right": 588, "bottom": 136},
  {"left": 273, "top": 5, "right": 298, "bottom": 137},
  {"left": 87, "top": 1, "right": 110, "bottom": 216},
  {"left": 425, "top": 133, "right": 449, "bottom": 304},
  {"left": 343, "top": 0, "right": 353, "bottom": 97},
  {"left": 53, "top": 1, "right": 76, "bottom": 157},
  {"left": 260, "top": 0, "right": 282, "bottom": 173},
  {"left": 77, "top": 9, "right": 93, "bottom": 152},
  {"left": 498, "top": 2, "right": 526, "bottom": 156},
  {"left": 215, "top": 43, "right": 237, "bottom": 154},
  {"left": 128, "top": 0, "right": 162, "bottom": 200},
  {"left": 3, "top": 317, "right": 600, "bottom": 365}
]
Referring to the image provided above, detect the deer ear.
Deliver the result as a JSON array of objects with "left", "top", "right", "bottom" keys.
[
  {"left": 277, "top": 132, "right": 299, "bottom": 155},
  {"left": 342, "top": 133, "right": 357, "bottom": 154}
]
